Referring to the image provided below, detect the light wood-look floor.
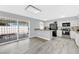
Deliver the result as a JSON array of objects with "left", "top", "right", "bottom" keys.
[
  {"left": 25, "top": 37, "right": 79, "bottom": 54},
  {"left": 0, "top": 37, "right": 79, "bottom": 54}
]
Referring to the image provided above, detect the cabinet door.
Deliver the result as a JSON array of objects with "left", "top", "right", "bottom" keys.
[
  {"left": 70, "top": 31, "right": 75, "bottom": 39},
  {"left": 57, "top": 30, "right": 62, "bottom": 37},
  {"left": 71, "top": 21, "right": 77, "bottom": 26}
]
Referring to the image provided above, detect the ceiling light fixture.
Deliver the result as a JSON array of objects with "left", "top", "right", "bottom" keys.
[
  {"left": 25, "top": 5, "right": 41, "bottom": 14},
  {"left": 61, "top": 15, "right": 65, "bottom": 18}
]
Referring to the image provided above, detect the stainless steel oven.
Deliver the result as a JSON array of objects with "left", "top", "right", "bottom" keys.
[{"left": 62, "top": 28, "right": 70, "bottom": 35}]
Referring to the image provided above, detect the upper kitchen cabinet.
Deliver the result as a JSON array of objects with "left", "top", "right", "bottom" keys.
[{"left": 71, "top": 21, "right": 78, "bottom": 27}]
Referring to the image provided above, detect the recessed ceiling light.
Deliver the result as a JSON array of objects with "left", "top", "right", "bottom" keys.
[{"left": 25, "top": 5, "right": 41, "bottom": 14}]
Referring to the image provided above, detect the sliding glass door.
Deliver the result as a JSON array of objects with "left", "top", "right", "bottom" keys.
[
  {"left": 0, "top": 17, "right": 29, "bottom": 43},
  {"left": 0, "top": 18, "right": 17, "bottom": 43},
  {"left": 18, "top": 20, "right": 29, "bottom": 39}
]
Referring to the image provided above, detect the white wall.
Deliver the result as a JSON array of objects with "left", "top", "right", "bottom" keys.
[{"left": 30, "top": 18, "right": 43, "bottom": 38}]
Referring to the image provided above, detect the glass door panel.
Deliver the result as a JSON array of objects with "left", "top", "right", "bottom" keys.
[
  {"left": 18, "top": 21, "right": 29, "bottom": 39},
  {"left": 0, "top": 18, "right": 17, "bottom": 43}
]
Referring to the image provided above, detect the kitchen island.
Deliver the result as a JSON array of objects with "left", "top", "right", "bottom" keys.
[
  {"left": 70, "top": 31, "right": 79, "bottom": 47},
  {"left": 35, "top": 30, "right": 52, "bottom": 40},
  {"left": 70, "top": 26, "right": 79, "bottom": 47}
]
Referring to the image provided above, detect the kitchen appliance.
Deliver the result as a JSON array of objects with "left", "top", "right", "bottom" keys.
[
  {"left": 52, "top": 30, "right": 57, "bottom": 37},
  {"left": 62, "top": 28, "right": 70, "bottom": 35},
  {"left": 62, "top": 22, "right": 70, "bottom": 35},
  {"left": 49, "top": 22, "right": 58, "bottom": 30},
  {"left": 49, "top": 22, "right": 58, "bottom": 37},
  {"left": 62, "top": 28, "right": 70, "bottom": 38},
  {"left": 62, "top": 22, "right": 71, "bottom": 38},
  {"left": 62, "top": 23, "right": 70, "bottom": 27}
]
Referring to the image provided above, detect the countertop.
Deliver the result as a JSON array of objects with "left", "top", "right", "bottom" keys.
[{"left": 34, "top": 28, "right": 56, "bottom": 31}]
